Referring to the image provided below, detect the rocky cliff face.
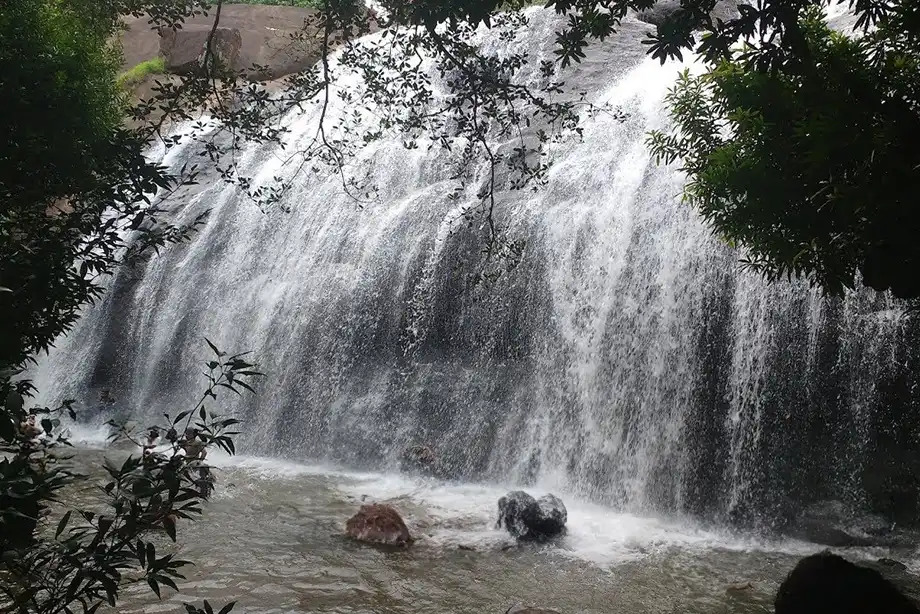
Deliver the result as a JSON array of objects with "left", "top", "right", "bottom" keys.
[{"left": 121, "top": 4, "right": 358, "bottom": 80}]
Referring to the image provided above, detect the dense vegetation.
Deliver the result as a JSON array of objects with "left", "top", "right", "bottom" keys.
[
  {"left": 648, "top": 4, "right": 920, "bottom": 298},
  {"left": 1, "top": 0, "right": 918, "bottom": 611},
  {"left": 1, "top": 1, "right": 251, "bottom": 612}
]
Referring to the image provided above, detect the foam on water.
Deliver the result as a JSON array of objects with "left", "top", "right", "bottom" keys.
[
  {"left": 211, "top": 451, "right": 829, "bottom": 568},
  {"left": 65, "top": 424, "right": 113, "bottom": 449}
]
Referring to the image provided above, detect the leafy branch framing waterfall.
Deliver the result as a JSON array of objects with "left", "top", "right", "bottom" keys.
[{"left": 2, "top": 0, "right": 920, "bottom": 611}]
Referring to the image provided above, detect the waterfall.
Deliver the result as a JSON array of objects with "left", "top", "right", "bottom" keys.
[{"left": 31, "top": 8, "right": 920, "bottom": 529}]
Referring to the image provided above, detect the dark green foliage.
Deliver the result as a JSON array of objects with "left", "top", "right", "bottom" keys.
[
  {"left": 0, "top": 0, "right": 209, "bottom": 400},
  {"left": 0, "top": 345, "right": 258, "bottom": 614},
  {"left": 0, "top": 1, "right": 256, "bottom": 612},
  {"left": 648, "top": 6, "right": 920, "bottom": 297}
]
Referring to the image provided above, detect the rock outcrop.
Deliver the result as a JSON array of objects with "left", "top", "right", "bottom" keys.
[
  {"left": 635, "top": 0, "right": 738, "bottom": 27},
  {"left": 775, "top": 552, "right": 920, "bottom": 614},
  {"left": 159, "top": 26, "right": 243, "bottom": 75},
  {"left": 497, "top": 491, "right": 567, "bottom": 540},
  {"left": 789, "top": 500, "right": 899, "bottom": 548},
  {"left": 122, "top": 5, "right": 377, "bottom": 81},
  {"left": 345, "top": 503, "right": 412, "bottom": 547},
  {"left": 400, "top": 444, "right": 454, "bottom": 479}
]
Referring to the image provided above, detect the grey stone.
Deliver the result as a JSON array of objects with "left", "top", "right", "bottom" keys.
[{"left": 635, "top": 0, "right": 738, "bottom": 27}]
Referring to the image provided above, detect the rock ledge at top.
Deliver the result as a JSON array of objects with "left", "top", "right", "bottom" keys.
[{"left": 122, "top": 4, "right": 374, "bottom": 81}]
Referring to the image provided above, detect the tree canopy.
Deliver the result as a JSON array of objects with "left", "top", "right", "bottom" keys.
[{"left": 647, "top": 2, "right": 920, "bottom": 298}]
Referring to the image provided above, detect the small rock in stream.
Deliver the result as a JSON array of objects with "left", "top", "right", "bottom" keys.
[
  {"left": 879, "top": 558, "right": 909, "bottom": 572},
  {"left": 345, "top": 503, "right": 412, "bottom": 547},
  {"left": 726, "top": 582, "right": 754, "bottom": 597},
  {"left": 496, "top": 491, "right": 567, "bottom": 540}
]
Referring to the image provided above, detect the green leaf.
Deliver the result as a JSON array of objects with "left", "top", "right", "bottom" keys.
[
  {"left": 158, "top": 575, "right": 179, "bottom": 592},
  {"left": 56, "top": 510, "right": 72, "bottom": 538},
  {"left": 163, "top": 514, "right": 177, "bottom": 542},
  {"left": 204, "top": 338, "right": 224, "bottom": 357},
  {"left": 218, "top": 602, "right": 236, "bottom": 614}
]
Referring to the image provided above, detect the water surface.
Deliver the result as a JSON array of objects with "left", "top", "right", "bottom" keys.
[{"left": 60, "top": 440, "right": 903, "bottom": 614}]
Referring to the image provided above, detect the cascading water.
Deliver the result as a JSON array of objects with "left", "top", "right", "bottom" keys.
[{"left": 31, "top": 8, "right": 920, "bottom": 534}]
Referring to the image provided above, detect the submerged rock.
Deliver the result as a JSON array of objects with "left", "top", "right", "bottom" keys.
[
  {"left": 497, "top": 491, "right": 567, "bottom": 540},
  {"left": 400, "top": 444, "right": 454, "bottom": 479},
  {"left": 790, "top": 500, "right": 898, "bottom": 548},
  {"left": 879, "top": 558, "right": 909, "bottom": 572},
  {"left": 634, "top": 0, "right": 737, "bottom": 27},
  {"left": 506, "top": 607, "right": 562, "bottom": 614},
  {"left": 775, "top": 552, "right": 919, "bottom": 614},
  {"left": 345, "top": 504, "right": 412, "bottom": 547},
  {"left": 726, "top": 581, "right": 754, "bottom": 596}
]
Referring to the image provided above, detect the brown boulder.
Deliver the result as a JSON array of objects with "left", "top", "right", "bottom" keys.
[
  {"left": 123, "top": 5, "right": 378, "bottom": 81},
  {"left": 345, "top": 504, "right": 412, "bottom": 547},
  {"left": 159, "top": 26, "right": 243, "bottom": 75}
]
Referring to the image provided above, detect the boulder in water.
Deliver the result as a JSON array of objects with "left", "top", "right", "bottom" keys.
[
  {"left": 497, "top": 491, "right": 567, "bottom": 540},
  {"left": 345, "top": 504, "right": 412, "bottom": 547},
  {"left": 775, "top": 552, "right": 919, "bottom": 614},
  {"left": 879, "top": 558, "right": 909, "bottom": 572},
  {"left": 400, "top": 444, "right": 454, "bottom": 479},
  {"left": 790, "top": 500, "right": 897, "bottom": 547}
]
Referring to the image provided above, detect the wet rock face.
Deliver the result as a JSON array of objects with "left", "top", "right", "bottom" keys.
[
  {"left": 400, "top": 444, "right": 455, "bottom": 479},
  {"left": 788, "top": 500, "right": 900, "bottom": 548},
  {"left": 345, "top": 504, "right": 412, "bottom": 546},
  {"left": 497, "top": 491, "right": 567, "bottom": 540},
  {"left": 775, "top": 552, "right": 920, "bottom": 614},
  {"left": 124, "top": 5, "right": 352, "bottom": 80},
  {"left": 634, "top": 0, "right": 738, "bottom": 27}
]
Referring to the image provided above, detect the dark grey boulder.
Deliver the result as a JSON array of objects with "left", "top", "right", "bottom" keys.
[
  {"left": 497, "top": 491, "right": 567, "bottom": 540},
  {"left": 635, "top": 0, "right": 738, "bottom": 27},
  {"left": 775, "top": 552, "right": 919, "bottom": 614}
]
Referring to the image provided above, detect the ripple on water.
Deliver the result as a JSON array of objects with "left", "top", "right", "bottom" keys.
[{"left": 59, "top": 449, "right": 918, "bottom": 614}]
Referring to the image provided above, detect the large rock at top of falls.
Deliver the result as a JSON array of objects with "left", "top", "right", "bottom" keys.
[
  {"left": 160, "top": 26, "right": 243, "bottom": 76},
  {"left": 635, "top": 0, "right": 738, "bottom": 27},
  {"left": 123, "top": 5, "right": 378, "bottom": 80},
  {"left": 345, "top": 504, "right": 412, "bottom": 546},
  {"left": 497, "top": 491, "right": 567, "bottom": 540}
]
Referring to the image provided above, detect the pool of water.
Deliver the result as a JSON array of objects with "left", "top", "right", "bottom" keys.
[{"left": 57, "top": 432, "right": 919, "bottom": 614}]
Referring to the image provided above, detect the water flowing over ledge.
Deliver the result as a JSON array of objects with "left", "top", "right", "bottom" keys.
[{"left": 33, "top": 8, "right": 920, "bottom": 535}]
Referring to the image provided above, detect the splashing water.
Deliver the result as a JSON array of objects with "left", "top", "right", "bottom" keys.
[{"left": 32, "top": 9, "right": 920, "bottom": 535}]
